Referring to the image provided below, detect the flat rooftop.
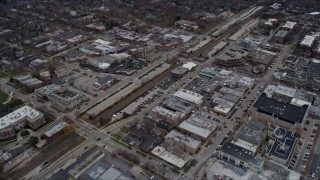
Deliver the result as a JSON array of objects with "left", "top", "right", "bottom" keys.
[
  {"left": 152, "top": 106, "right": 185, "bottom": 120},
  {"left": 173, "top": 89, "right": 203, "bottom": 105},
  {"left": 178, "top": 115, "right": 217, "bottom": 139},
  {"left": 220, "top": 141, "right": 264, "bottom": 167},
  {"left": 267, "top": 125, "right": 297, "bottom": 161},
  {"left": 43, "top": 122, "right": 68, "bottom": 137},
  {"left": 165, "top": 130, "right": 201, "bottom": 149},
  {"left": 233, "top": 120, "right": 266, "bottom": 152},
  {"left": 308, "top": 59, "right": 320, "bottom": 74},
  {"left": 300, "top": 35, "right": 316, "bottom": 47},
  {"left": 254, "top": 93, "right": 307, "bottom": 124},
  {"left": 282, "top": 21, "right": 296, "bottom": 29},
  {"left": 275, "top": 30, "right": 288, "bottom": 38},
  {"left": 212, "top": 97, "right": 235, "bottom": 115},
  {"left": 151, "top": 146, "right": 187, "bottom": 169},
  {"left": 34, "top": 84, "right": 61, "bottom": 97},
  {"left": 216, "top": 45, "right": 248, "bottom": 62},
  {"left": 0, "top": 106, "right": 43, "bottom": 130},
  {"left": 162, "top": 96, "right": 193, "bottom": 114},
  {"left": 274, "top": 85, "right": 296, "bottom": 98}
]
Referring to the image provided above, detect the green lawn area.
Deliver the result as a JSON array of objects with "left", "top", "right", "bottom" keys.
[
  {"left": 196, "top": 28, "right": 209, "bottom": 34},
  {"left": 120, "top": 126, "right": 130, "bottom": 134},
  {"left": 0, "top": 90, "right": 8, "bottom": 103},
  {"left": 42, "top": 132, "right": 76, "bottom": 154},
  {"left": 49, "top": 136, "right": 86, "bottom": 163},
  {"left": 0, "top": 70, "right": 8, "bottom": 78}
]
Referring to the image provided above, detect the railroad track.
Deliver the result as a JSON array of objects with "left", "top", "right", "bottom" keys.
[{"left": 191, "top": 11, "right": 261, "bottom": 58}]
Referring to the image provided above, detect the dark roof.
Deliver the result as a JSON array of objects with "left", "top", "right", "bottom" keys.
[
  {"left": 220, "top": 141, "right": 264, "bottom": 166},
  {"left": 267, "top": 125, "right": 297, "bottom": 161},
  {"left": 131, "top": 126, "right": 163, "bottom": 152},
  {"left": 156, "top": 120, "right": 174, "bottom": 131},
  {"left": 275, "top": 30, "right": 288, "bottom": 38},
  {"left": 97, "top": 75, "right": 113, "bottom": 85},
  {"left": 254, "top": 93, "right": 307, "bottom": 124},
  {"left": 308, "top": 61, "right": 320, "bottom": 74}
]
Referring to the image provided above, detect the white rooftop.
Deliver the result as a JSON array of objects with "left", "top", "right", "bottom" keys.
[
  {"left": 0, "top": 106, "right": 42, "bottom": 130},
  {"left": 238, "top": 77, "right": 255, "bottom": 87},
  {"left": 151, "top": 146, "right": 187, "bottom": 168},
  {"left": 274, "top": 85, "right": 296, "bottom": 98},
  {"left": 282, "top": 21, "right": 296, "bottom": 29},
  {"left": 98, "top": 62, "right": 110, "bottom": 70},
  {"left": 179, "top": 121, "right": 211, "bottom": 139},
  {"left": 300, "top": 35, "right": 316, "bottom": 47},
  {"left": 152, "top": 106, "right": 185, "bottom": 120},
  {"left": 99, "top": 167, "right": 122, "bottom": 180},
  {"left": 173, "top": 89, "right": 203, "bottom": 105},
  {"left": 212, "top": 97, "right": 235, "bottom": 115},
  {"left": 182, "top": 62, "right": 197, "bottom": 71},
  {"left": 44, "top": 122, "right": 68, "bottom": 137},
  {"left": 179, "top": 115, "right": 217, "bottom": 139},
  {"left": 165, "top": 130, "right": 201, "bottom": 149},
  {"left": 263, "top": 85, "right": 276, "bottom": 98},
  {"left": 94, "top": 39, "right": 111, "bottom": 45},
  {"left": 290, "top": 98, "right": 311, "bottom": 107},
  {"left": 164, "top": 34, "right": 194, "bottom": 43}
]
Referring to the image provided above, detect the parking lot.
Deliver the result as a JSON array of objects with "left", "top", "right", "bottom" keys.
[{"left": 157, "top": 76, "right": 178, "bottom": 90}]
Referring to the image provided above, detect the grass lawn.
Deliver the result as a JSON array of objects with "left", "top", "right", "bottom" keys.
[
  {"left": 49, "top": 136, "right": 86, "bottom": 163},
  {"left": 0, "top": 70, "right": 8, "bottom": 78},
  {"left": 120, "top": 126, "right": 130, "bottom": 134},
  {"left": 42, "top": 132, "right": 75, "bottom": 154},
  {"left": 196, "top": 28, "right": 209, "bottom": 34},
  {"left": 0, "top": 90, "right": 8, "bottom": 103}
]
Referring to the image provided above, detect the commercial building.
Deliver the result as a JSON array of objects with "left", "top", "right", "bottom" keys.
[
  {"left": 149, "top": 106, "right": 186, "bottom": 126},
  {"left": 42, "top": 122, "right": 69, "bottom": 143},
  {"left": 212, "top": 97, "right": 235, "bottom": 116},
  {"left": 218, "top": 141, "right": 264, "bottom": 172},
  {"left": 171, "top": 66, "right": 188, "bottom": 77},
  {"left": 29, "top": 58, "right": 48, "bottom": 69},
  {"left": 215, "top": 45, "right": 249, "bottom": 67},
  {"left": 300, "top": 35, "right": 316, "bottom": 49},
  {"left": 93, "top": 75, "right": 114, "bottom": 91},
  {"left": 253, "top": 93, "right": 308, "bottom": 128},
  {"left": 281, "top": 21, "right": 297, "bottom": 31},
  {"left": 199, "top": 67, "right": 220, "bottom": 78},
  {"left": 0, "top": 106, "right": 45, "bottom": 139},
  {"left": 164, "top": 130, "right": 201, "bottom": 154},
  {"left": 173, "top": 89, "right": 203, "bottom": 105},
  {"left": 307, "top": 59, "right": 320, "bottom": 78},
  {"left": 48, "top": 89, "right": 87, "bottom": 111},
  {"left": 265, "top": 125, "right": 297, "bottom": 166},
  {"left": 39, "top": 71, "right": 51, "bottom": 81},
  {"left": 237, "top": 77, "right": 255, "bottom": 89},
  {"left": 182, "top": 62, "right": 197, "bottom": 71},
  {"left": 14, "top": 75, "right": 43, "bottom": 90},
  {"left": 175, "top": 19, "right": 198, "bottom": 30},
  {"left": 274, "top": 30, "right": 288, "bottom": 44},
  {"left": 151, "top": 146, "right": 187, "bottom": 169},
  {"left": 273, "top": 85, "right": 297, "bottom": 102},
  {"left": 34, "top": 84, "right": 61, "bottom": 97},
  {"left": 178, "top": 115, "right": 218, "bottom": 140},
  {"left": 232, "top": 120, "right": 267, "bottom": 154},
  {"left": 155, "top": 42, "right": 181, "bottom": 51},
  {"left": 162, "top": 96, "right": 193, "bottom": 115},
  {"left": 86, "top": 23, "right": 106, "bottom": 32},
  {"left": 247, "top": 50, "right": 275, "bottom": 66},
  {"left": 219, "top": 87, "right": 245, "bottom": 98}
]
